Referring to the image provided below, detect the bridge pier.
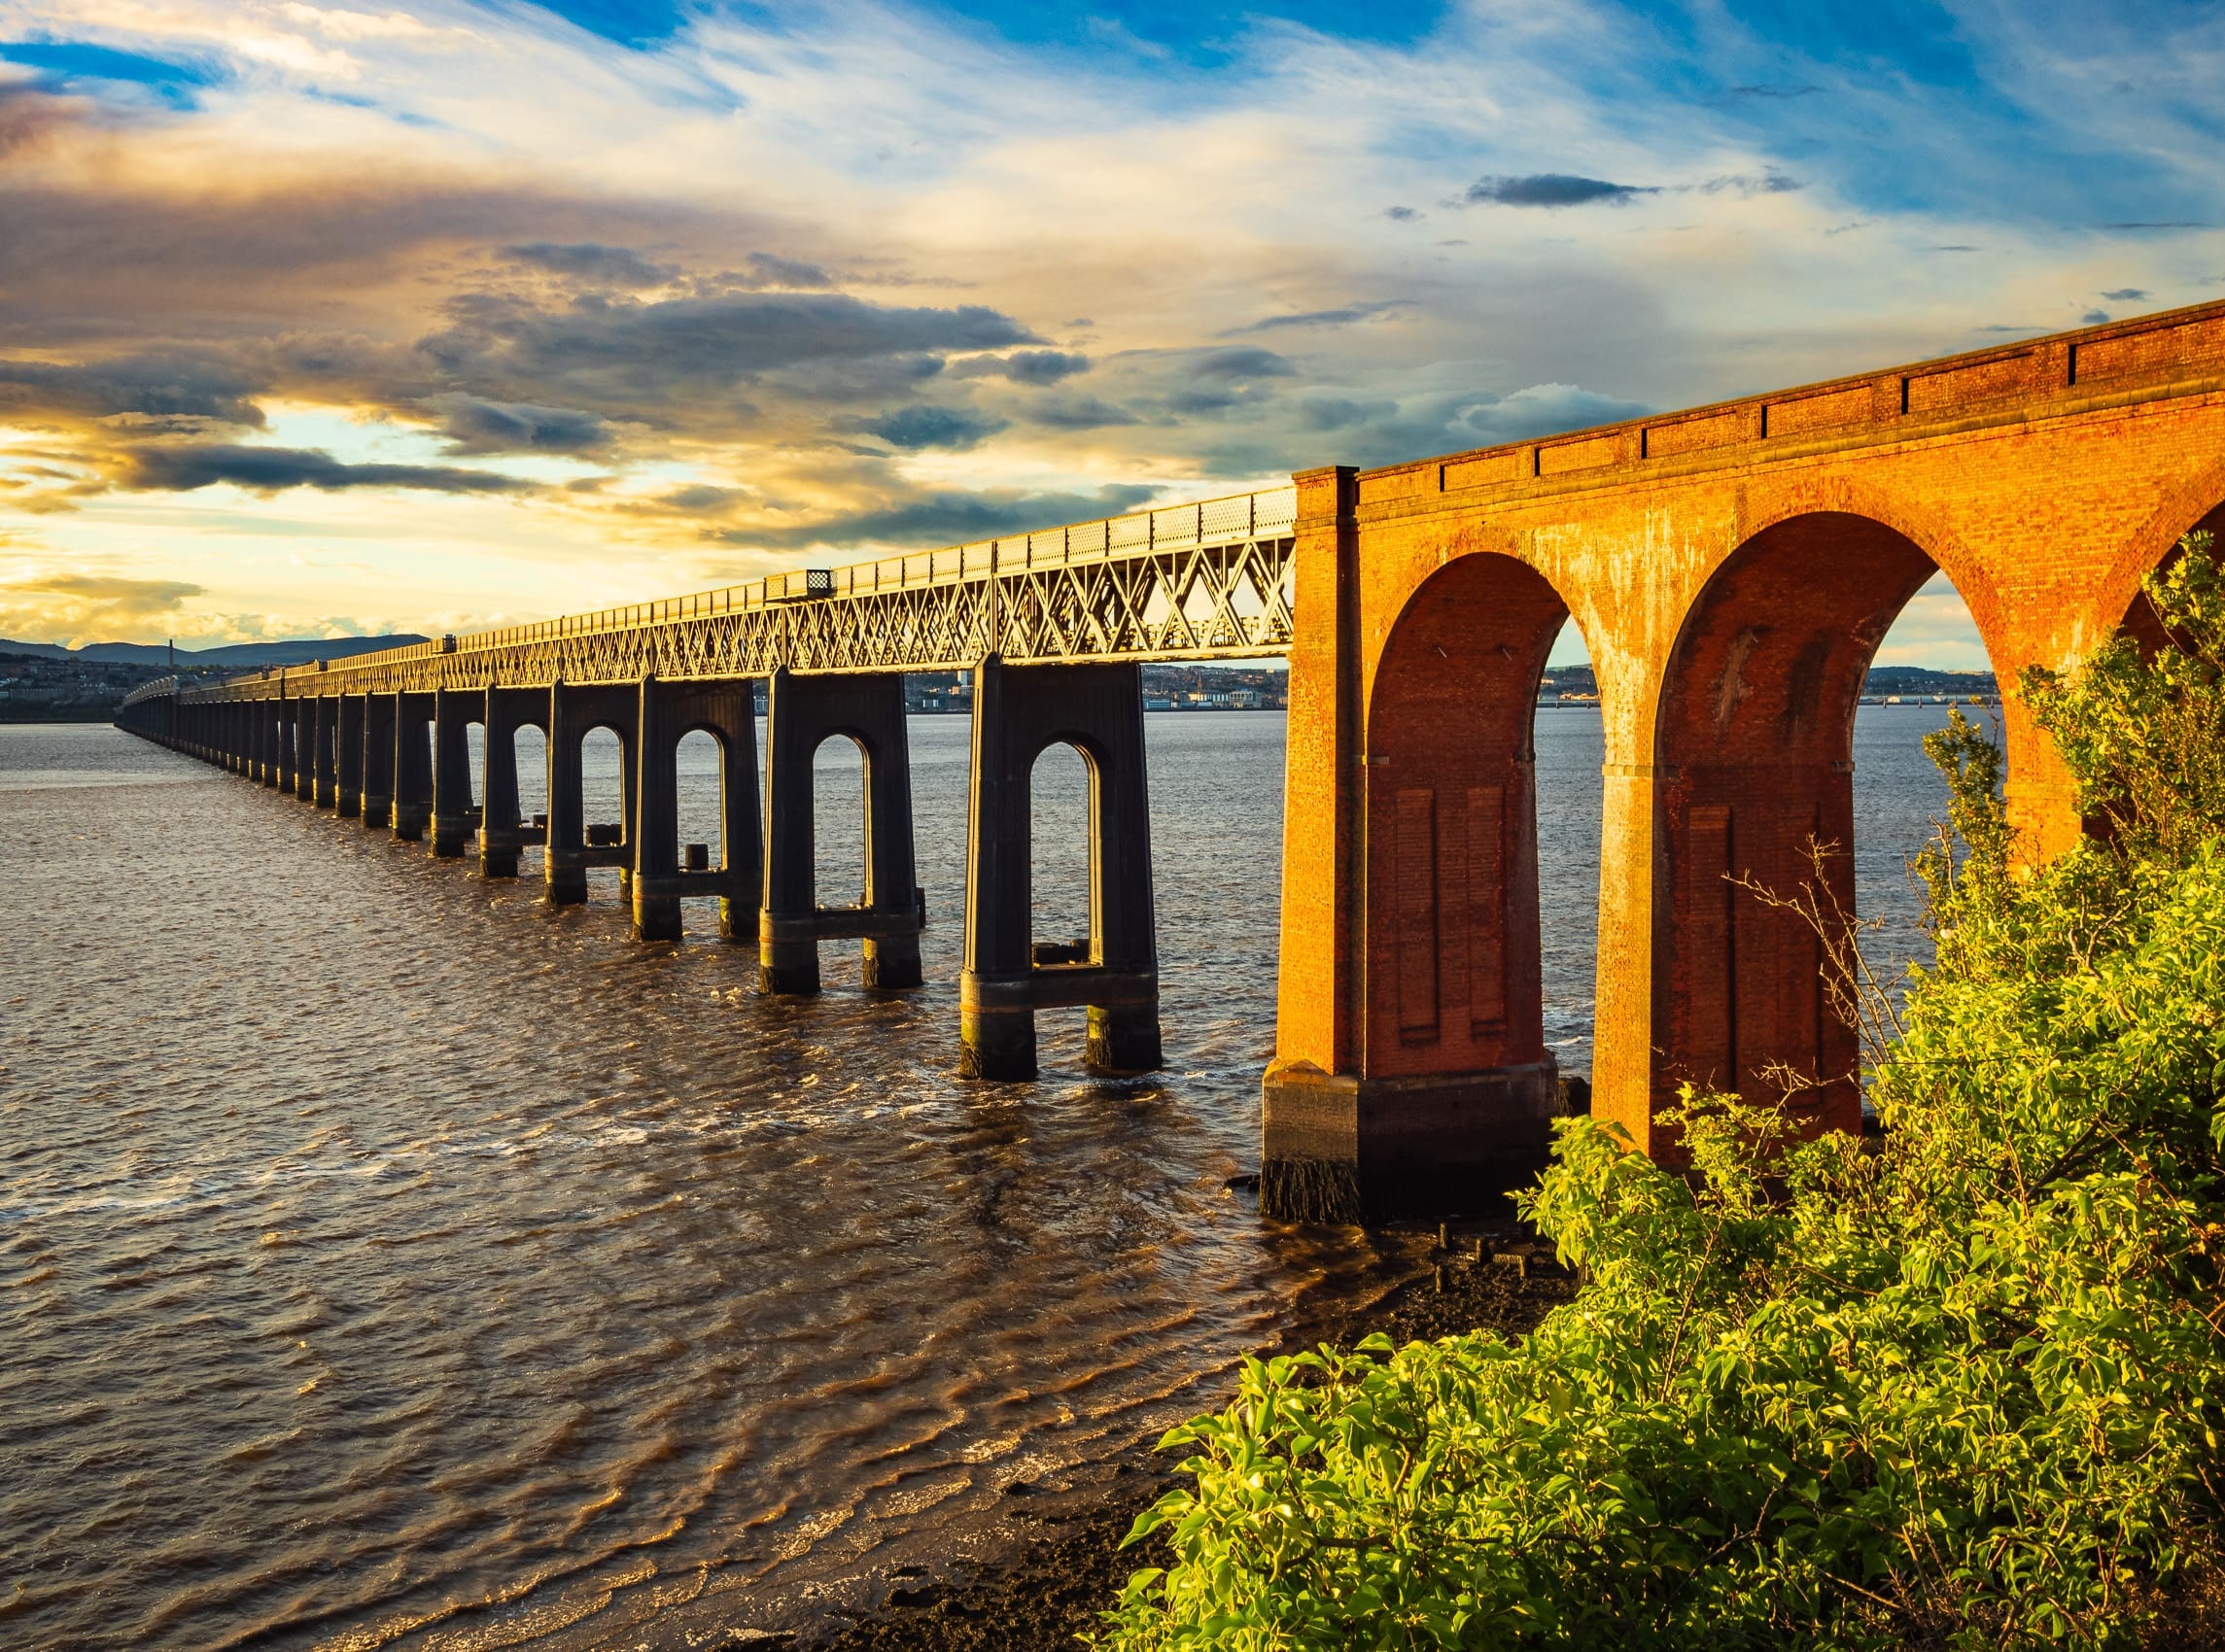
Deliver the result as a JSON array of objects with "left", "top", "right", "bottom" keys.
[
  {"left": 309, "top": 696, "right": 336, "bottom": 809},
  {"left": 478, "top": 687, "right": 546, "bottom": 878},
  {"left": 430, "top": 687, "right": 474, "bottom": 858},
  {"left": 361, "top": 693, "right": 394, "bottom": 829},
  {"left": 392, "top": 691, "right": 434, "bottom": 841},
  {"left": 1263, "top": 466, "right": 1561, "bottom": 1223},
  {"left": 630, "top": 674, "right": 761, "bottom": 943},
  {"left": 258, "top": 701, "right": 282, "bottom": 786},
  {"left": 334, "top": 695, "right": 363, "bottom": 816},
  {"left": 544, "top": 680, "right": 638, "bottom": 907},
  {"left": 758, "top": 668, "right": 921, "bottom": 992},
  {"left": 958, "top": 656, "right": 1160, "bottom": 1081},
  {"left": 286, "top": 699, "right": 310, "bottom": 799}
]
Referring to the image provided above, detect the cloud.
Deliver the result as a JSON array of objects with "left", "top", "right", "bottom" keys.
[
  {"left": 121, "top": 443, "right": 532, "bottom": 495},
  {"left": 1719, "top": 84, "right": 1823, "bottom": 100},
  {"left": 734, "top": 252, "right": 834, "bottom": 290},
  {"left": 0, "top": 568, "right": 204, "bottom": 645},
  {"left": 2093, "top": 222, "right": 2206, "bottom": 230},
  {"left": 1383, "top": 205, "right": 1420, "bottom": 222},
  {"left": 1464, "top": 174, "right": 1659, "bottom": 207},
  {"left": 501, "top": 241, "right": 678, "bottom": 287},
  {"left": 0, "top": 353, "right": 265, "bottom": 430},
  {"left": 1221, "top": 300, "right": 1411, "bottom": 336},
  {"left": 1025, "top": 395, "right": 1141, "bottom": 430},
  {"left": 420, "top": 292, "right": 1043, "bottom": 402},
  {"left": 433, "top": 395, "right": 611, "bottom": 455},
  {"left": 719, "top": 484, "right": 1159, "bottom": 553},
  {"left": 2081, "top": 309, "right": 2111, "bottom": 324},
  {"left": 2100, "top": 287, "right": 2149, "bottom": 301},
  {"left": 947, "top": 349, "right": 1091, "bottom": 385},
  {"left": 837, "top": 405, "right": 1008, "bottom": 451}
]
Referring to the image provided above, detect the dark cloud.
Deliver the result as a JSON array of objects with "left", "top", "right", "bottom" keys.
[
  {"left": 1383, "top": 205, "right": 1420, "bottom": 222},
  {"left": 1221, "top": 300, "right": 1411, "bottom": 336},
  {"left": 659, "top": 484, "right": 741, "bottom": 512},
  {"left": 739, "top": 252, "right": 833, "bottom": 290},
  {"left": 122, "top": 443, "right": 531, "bottom": 495},
  {"left": 1696, "top": 170, "right": 1801, "bottom": 196},
  {"left": 1721, "top": 84, "right": 1823, "bottom": 99},
  {"left": 435, "top": 395, "right": 610, "bottom": 455},
  {"left": 420, "top": 292, "right": 1042, "bottom": 402},
  {"left": 0, "top": 352, "right": 265, "bottom": 429},
  {"left": 1298, "top": 396, "right": 1396, "bottom": 431},
  {"left": 1025, "top": 395, "right": 1140, "bottom": 430},
  {"left": 2094, "top": 222, "right": 2206, "bottom": 230},
  {"left": 1191, "top": 347, "right": 1297, "bottom": 380},
  {"left": 948, "top": 349, "right": 1091, "bottom": 385},
  {"left": 720, "top": 484, "right": 1158, "bottom": 552},
  {"left": 2101, "top": 287, "right": 2150, "bottom": 301},
  {"left": 1465, "top": 174, "right": 1658, "bottom": 207},
  {"left": 2082, "top": 309, "right": 2111, "bottom": 325},
  {"left": 838, "top": 405, "right": 1008, "bottom": 451},
  {"left": 1930, "top": 245, "right": 1981, "bottom": 253},
  {"left": 502, "top": 241, "right": 678, "bottom": 287}
]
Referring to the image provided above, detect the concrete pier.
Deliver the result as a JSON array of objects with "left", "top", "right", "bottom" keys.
[
  {"left": 335, "top": 695, "right": 364, "bottom": 817},
  {"left": 361, "top": 693, "right": 395, "bottom": 830},
  {"left": 631, "top": 674, "right": 761, "bottom": 942},
  {"left": 478, "top": 687, "right": 546, "bottom": 878},
  {"left": 544, "top": 680, "right": 637, "bottom": 907},
  {"left": 429, "top": 687, "right": 474, "bottom": 858},
  {"left": 758, "top": 668, "right": 921, "bottom": 992},
  {"left": 392, "top": 691, "right": 434, "bottom": 841},
  {"left": 958, "top": 656, "right": 1161, "bottom": 1081}
]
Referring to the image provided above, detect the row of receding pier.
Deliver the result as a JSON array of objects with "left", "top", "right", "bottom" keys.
[{"left": 126, "top": 660, "right": 1163, "bottom": 1080}]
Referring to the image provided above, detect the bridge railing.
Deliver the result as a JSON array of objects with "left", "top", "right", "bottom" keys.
[{"left": 218, "top": 484, "right": 1298, "bottom": 688}]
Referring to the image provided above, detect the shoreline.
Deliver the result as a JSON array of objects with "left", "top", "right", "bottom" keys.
[{"left": 786, "top": 1206, "right": 1581, "bottom": 1651}]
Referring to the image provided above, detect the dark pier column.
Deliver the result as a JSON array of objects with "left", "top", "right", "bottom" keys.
[
  {"left": 295, "top": 699, "right": 318, "bottom": 801},
  {"left": 543, "top": 680, "right": 639, "bottom": 906},
  {"left": 226, "top": 705, "right": 245, "bottom": 773},
  {"left": 478, "top": 687, "right": 547, "bottom": 878},
  {"left": 759, "top": 669, "right": 921, "bottom": 992},
  {"left": 958, "top": 656, "right": 1160, "bottom": 1080},
  {"left": 335, "top": 695, "right": 365, "bottom": 817},
  {"left": 361, "top": 693, "right": 395, "bottom": 829},
  {"left": 630, "top": 675, "right": 761, "bottom": 943},
  {"left": 311, "top": 696, "right": 339, "bottom": 809},
  {"left": 257, "top": 700, "right": 281, "bottom": 786},
  {"left": 392, "top": 691, "right": 434, "bottom": 841},
  {"left": 430, "top": 686, "right": 475, "bottom": 858}
]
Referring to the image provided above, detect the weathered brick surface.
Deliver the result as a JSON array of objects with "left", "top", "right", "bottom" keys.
[{"left": 1271, "top": 300, "right": 2225, "bottom": 1174}]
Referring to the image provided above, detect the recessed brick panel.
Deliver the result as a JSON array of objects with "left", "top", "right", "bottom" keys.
[
  {"left": 1442, "top": 450, "right": 1526, "bottom": 491},
  {"left": 1538, "top": 432, "right": 1621, "bottom": 475},
  {"left": 2072, "top": 318, "right": 2225, "bottom": 387},
  {"left": 1905, "top": 352, "right": 2034, "bottom": 414},
  {"left": 1647, "top": 408, "right": 1755, "bottom": 459},
  {"left": 1765, "top": 385, "right": 1871, "bottom": 438}
]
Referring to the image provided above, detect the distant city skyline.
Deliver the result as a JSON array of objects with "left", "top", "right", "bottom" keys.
[{"left": 2, "top": 0, "right": 2219, "bottom": 666}]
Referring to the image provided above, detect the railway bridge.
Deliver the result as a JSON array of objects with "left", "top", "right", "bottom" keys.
[{"left": 121, "top": 299, "right": 2225, "bottom": 1220}]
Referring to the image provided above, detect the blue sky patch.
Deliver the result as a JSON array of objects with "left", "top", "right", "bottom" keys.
[{"left": 0, "top": 40, "right": 221, "bottom": 107}]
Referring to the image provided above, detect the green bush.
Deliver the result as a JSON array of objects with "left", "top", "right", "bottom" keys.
[{"left": 1098, "top": 537, "right": 2225, "bottom": 1650}]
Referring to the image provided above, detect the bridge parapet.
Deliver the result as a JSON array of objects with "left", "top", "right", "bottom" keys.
[{"left": 155, "top": 486, "right": 1297, "bottom": 702}]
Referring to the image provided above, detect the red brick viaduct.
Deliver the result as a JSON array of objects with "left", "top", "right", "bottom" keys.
[{"left": 1263, "top": 299, "right": 2225, "bottom": 1219}]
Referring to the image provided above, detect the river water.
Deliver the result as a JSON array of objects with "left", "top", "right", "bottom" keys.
[{"left": 0, "top": 706, "right": 1972, "bottom": 1647}]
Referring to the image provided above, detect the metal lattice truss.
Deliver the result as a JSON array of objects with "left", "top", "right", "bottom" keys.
[{"left": 137, "top": 487, "right": 1298, "bottom": 706}]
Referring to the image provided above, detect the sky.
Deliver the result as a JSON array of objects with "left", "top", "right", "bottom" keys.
[{"left": 0, "top": 1, "right": 2221, "bottom": 666}]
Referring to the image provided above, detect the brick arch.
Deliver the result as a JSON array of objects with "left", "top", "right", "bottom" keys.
[
  {"left": 2103, "top": 455, "right": 2225, "bottom": 656},
  {"left": 1649, "top": 508, "right": 1955, "bottom": 1144},
  {"left": 1360, "top": 551, "right": 1579, "bottom": 1117}
]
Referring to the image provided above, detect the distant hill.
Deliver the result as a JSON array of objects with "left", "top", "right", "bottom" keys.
[{"left": 0, "top": 635, "right": 429, "bottom": 668}]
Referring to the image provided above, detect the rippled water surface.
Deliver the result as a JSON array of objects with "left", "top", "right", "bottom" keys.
[{"left": 0, "top": 706, "right": 1968, "bottom": 1647}]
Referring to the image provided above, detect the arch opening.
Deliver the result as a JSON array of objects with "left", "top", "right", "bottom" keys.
[
  {"left": 512, "top": 725, "right": 548, "bottom": 825},
  {"left": 675, "top": 729, "right": 725, "bottom": 872},
  {"left": 1364, "top": 551, "right": 1578, "bottom": 1087},
  {"left": 1652, "top": 510, "right": 1998, "bottom": 1140},
  {"left": 463, "top": 720, "right": 488, "bottom": 811},
  {"left": 813, "top": 732, "right": 867, "bottom": 908},
  {"left": 1029, "top": 740, "right": 1095, "bottom": 963}
]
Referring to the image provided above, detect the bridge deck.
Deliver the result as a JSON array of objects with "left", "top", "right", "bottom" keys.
[{"left": 140, "top": 487, "right": 1298, "bottom": 703}]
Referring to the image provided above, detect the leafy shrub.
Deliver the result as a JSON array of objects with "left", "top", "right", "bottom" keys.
[{"left": 1098, "top": 538, "right": 2225, "bottom": 1649}]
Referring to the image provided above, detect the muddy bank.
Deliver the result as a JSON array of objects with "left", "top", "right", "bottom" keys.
[{"left": 793, "top": 1212, "right": 1581, "bottom": 1652}]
